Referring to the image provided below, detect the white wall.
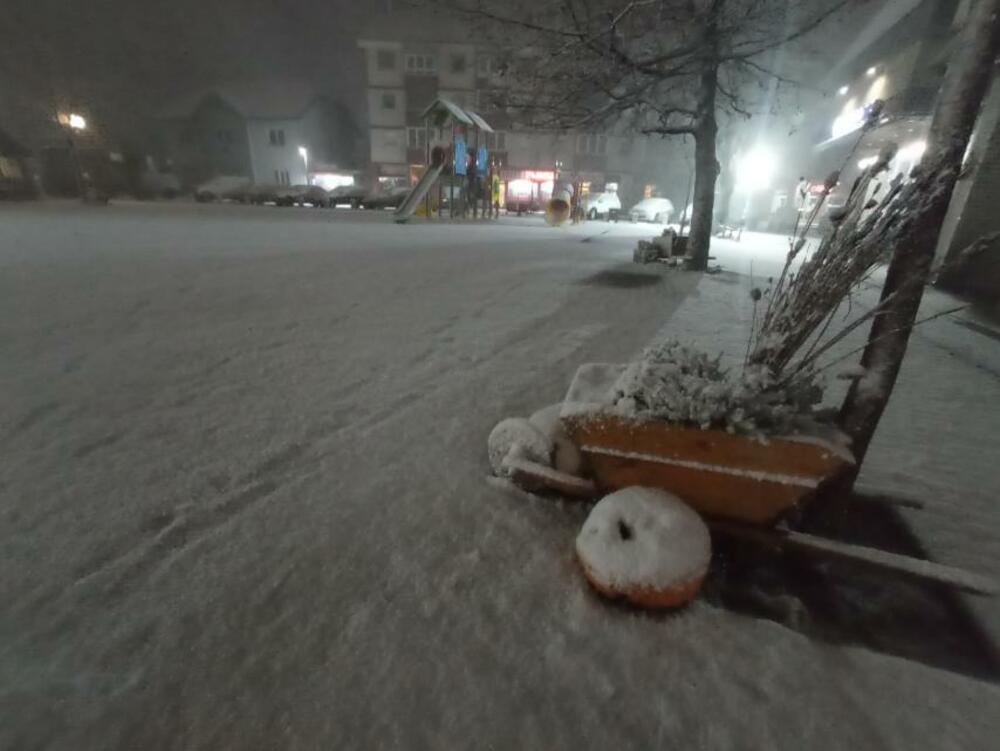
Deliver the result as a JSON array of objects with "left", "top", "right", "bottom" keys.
[
  {"left": 298, "top": 105, "right": 331, "bottom": 165},
  {"left": 361, "top": 43, "right": 404, "bottom": 88},
  {"left": 367, "top": 88, "right": 406, "bottom": 128},
  {"left": 246, "top": 120, "right": 309, "bottom": 185},
  {"left": 370, "top": 128, "right": 407, "bottom": 168}
]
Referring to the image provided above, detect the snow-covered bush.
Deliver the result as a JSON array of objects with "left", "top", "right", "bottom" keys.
[{"left": 609, "top": 340, "right": 822, "bottom": 435}]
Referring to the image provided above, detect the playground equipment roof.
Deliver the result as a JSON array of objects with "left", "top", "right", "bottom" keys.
[{"left": 420, "top": 98, "right": 494, "bottom": 133}]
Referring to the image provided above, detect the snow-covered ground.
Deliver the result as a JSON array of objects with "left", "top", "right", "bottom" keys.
[{"left": 2, "top": 201, "right": 998, "bottom": 749}]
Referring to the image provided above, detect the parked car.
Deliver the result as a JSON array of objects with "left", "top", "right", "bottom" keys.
[
  {"left": 246, "top": 183, "right": 281, "bottom": 205},
  {"left": 194, "top": 175, "right": 251, "bottom": 202},
  {"left": 362, "top": 185, "right": 411, "bottom": 210},
  {"left": 277, "top": 184, "right": 329, "bottom": 208},
  {"left": 328, "top": 184, "right": 367, "bottom": 208},
  {"left": 140, "top": 171, "right": 182, "bottom": 199},
  {"left": 584, "top": 191, "right": 622, "bottom": 220},
  {"left": 629, "top": 197, "right": 674, "bottom": 223}
]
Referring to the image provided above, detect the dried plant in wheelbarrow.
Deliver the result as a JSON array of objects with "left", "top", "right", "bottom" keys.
[{"left": 560, "top": 117, "right": 955, "bottom": 525}]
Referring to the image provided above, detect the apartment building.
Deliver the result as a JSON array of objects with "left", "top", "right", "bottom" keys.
[
  {"left": 803, "top": 0, "right": 999, "bottom": 298},
  {"left": 357, "top": 9, "right": 689, "bottom": 210}
]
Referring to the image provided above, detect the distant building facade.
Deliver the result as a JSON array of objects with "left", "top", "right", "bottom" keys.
[
  {"left": 159, "top": 81, "right": 358, "bottom": 188},
  {"left": 800, "top": 0, "right": 999, "bottom": 299},
  {"left": 357, "top": 9, "right": 689, "bottom": 212}
]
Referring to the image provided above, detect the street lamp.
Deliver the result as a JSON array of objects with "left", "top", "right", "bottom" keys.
[
  {"left": 298, "top": 146, "right": 309, "bottom": 185},
  {"left": 57, "top": 112, "right": 90, "bottom": 197},
  {"left": 735, "top": 146, "right": 777, "bottom": 192},
  {"left": 57, "top": 112, "right": 87, "bottom": 131}
]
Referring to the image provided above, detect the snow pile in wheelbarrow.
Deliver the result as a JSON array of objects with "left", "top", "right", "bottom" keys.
[{"left": 569, "top": 340, "right": 827, "bottom": 437}]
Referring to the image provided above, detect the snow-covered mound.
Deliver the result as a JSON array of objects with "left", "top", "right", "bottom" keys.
[
  {"left": 487, "top": 417, "right": 553, "bottom": 476},
  {"left": 576, "top": 487, "right": 711, "bottom": 608},
  {"left": 528, "top": 403, "right": 584, "bottom": 476}
]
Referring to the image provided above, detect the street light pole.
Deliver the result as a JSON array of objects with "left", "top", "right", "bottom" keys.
[
  {"left": 298, "top": 146, "right": 309, "bottom": 185},
  {"left": 58, "top": 112, "right": 88, "bottom": 198}
]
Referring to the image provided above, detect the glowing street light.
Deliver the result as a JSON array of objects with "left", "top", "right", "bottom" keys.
[
  {"left": 866, "top": 66, "right": 878, "bottom": 77},
  {"left": 837, "top": 85, "right": 849, "bottom": 96},
  {"left": 57, "top": 112, "right": 87, "bottom": 130},
  {"left": 735, "top": 146, "right": 777, "bottom": 192},
  {"left": 298, "top": 146, "right": 309, "bottom": 184}
]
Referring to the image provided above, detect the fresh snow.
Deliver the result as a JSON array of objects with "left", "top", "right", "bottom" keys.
[
  {"left": 559, "top": 361, "right": 627, "bottom": 417},
  {"left": 2, "top": 202, "right": 999, "bottom": 749},
  {"left": 487, "top": 417, "right": 553, "bottom": 476},
  {"left": 528, "top": 403, "right": 583, "bottom": 476},
  {"left": 576, "top": 487, "right": 711, "bottom": 590}
]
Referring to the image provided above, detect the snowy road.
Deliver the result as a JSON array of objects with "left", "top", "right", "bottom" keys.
[{"left": 2, "top": 202, "right": 998, "bottom": 749}]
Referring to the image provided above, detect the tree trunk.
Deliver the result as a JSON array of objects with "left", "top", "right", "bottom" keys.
[
  {"left": 687, "top": 59, "right": 720, "bottom": 272},
  {"left": 837, "top": 0, "right": 1000, "bottom": 476}
]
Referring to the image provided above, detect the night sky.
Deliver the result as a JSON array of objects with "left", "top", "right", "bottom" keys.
[
  {"left": 0, "top": 0, "right": 381, "bottom": 146},
  {"left": 0, "top": 0, "right": 876, "bottom": 150}
]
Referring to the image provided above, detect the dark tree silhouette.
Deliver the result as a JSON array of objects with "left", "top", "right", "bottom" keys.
[{"left": 443, "top": 0, "right": 852, "bottom": 270}]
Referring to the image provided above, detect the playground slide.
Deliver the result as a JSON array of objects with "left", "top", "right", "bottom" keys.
[{"left": 394, "top": 163, "right": 445, "bottom": 223}]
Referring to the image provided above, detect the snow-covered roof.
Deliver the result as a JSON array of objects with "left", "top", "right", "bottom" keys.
[
  {"left": 420, "top": 98, "right": 473, "bottom": 127},
  {"left": 159, "top": 81, "right": 321, "bottom": 121},
  {"left": 419, "top": 98, "right": 494, "bottom": 131}
]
